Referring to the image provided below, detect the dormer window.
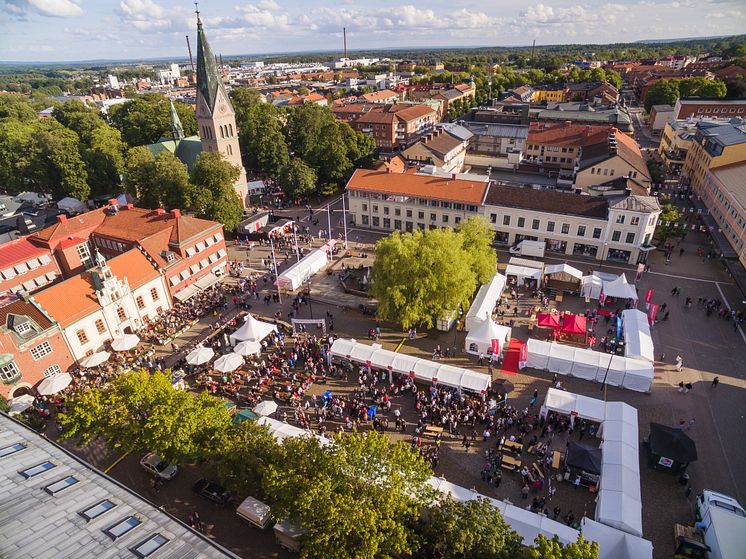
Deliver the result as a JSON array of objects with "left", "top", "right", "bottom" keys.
[
  {"left": 14, "top": 321, "right": 32, "bottom": 336},
  {"left": 77, "top": 243, "right": 92, "bottom": 268}
]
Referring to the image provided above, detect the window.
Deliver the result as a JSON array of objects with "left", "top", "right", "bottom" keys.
[
  {"left": 361, "top": 203, "right": 368, "bottom": 212},
  {"left": 616, "top": 215, "right": 625, "bottom": 224},
  {"left": 547, "top": 221, "right": 555, "bottom": 233},
  {"left": 80, "top": 499, "right": 116, "bottom": 521},
  {"left": 383, "top": 206, "right": 389, "bottom": 215},
  {"left": 0, "top": 361, "right": 20, "bottom": 382},
  {"left": 577, "top": 225, "right": 586, "bottom": 237},
  {"left": 150, "top": 288, "right": 159, "bottom": 302},
  {"left": 418, "top": 211, "right": 424, "bottom": 220},
  {"left": 517, "top": 217, "right": 525, "bottom": 228},
  {"left": 0, "top": 442, "right": 26, "bottom": 457},
  {"left": 626, "top": 232, "right": 636, "bottom": 244},
  {"left": 430, "top": 213, "right": 436, "bottom": 221},
  {"left": 406, "top": 209, "right": 412, "bottom": 218},
  {"left": 361, "top": 215, "right": 369, "bottom": 225},
  {"left": 95, "top": 319, "right": 106, "bottom": 334},
  {"left": 394, "top": 219, "right": 401, "bottom": 230},
  {"left": 45, "top": 476, "right": 79, "bottom": 495},
  {"left": 136, "top": 296, "right": 145, "bottom": 310},
  {"left": 561, "top": 223, "right": 570, "bottom": 235},
  {"left": 20, "top": 461, "right": 55, "bottom": 478},
  {"left": 76, "top": 329, "right": 89, "bottom": 345},
  {"left": 503, "top": 215, "right": 511, "bottom": 226},
  {"left": 104, "top": 516, "right": 142, "bottom": 540},
  {"left": 612, "top": 230, "right": 621, "bottom": 242},
  {"left": 45, "top": 364, "right": 62, "bottom": 377},
  {"left": 383, "top": 218, "right": 391, "bottom": 228},
  {"left": 454, "top": 216, "right": 461, "bottom": 224},
  {"left": 116, "top": 307, "right": 126, "bottom": 322},
  {"left": 442, "top": 214, "right": 449, "bottom": 223},
  {"left": 532, "top": 219, "right": 540, "bottom": 230},
  {"left": 31, "top": 341, "right": 53, "bottom": 361},
  {"left": 394, "top": 208, "right": 401, "bottom": 216},
  {"left": 372, "top": 205, "right": 378, "bottom": 213},
  {"left": 132, "top": 534, "right": 169, "bottom": 558},
  {"left": 490, "top": 214, "right": 497, "bottom": 224},
  {"left": 630, "top": 216, "right": 640, "bottom": 226},
  {"left": 592, "top": 227, "right": 602, "bottom": 239},
  {"left": 77, "top": 243, "right": 92, "bottom": 266},
  {"left": 372, "top": 216, "right": 380, "bottom": 227},
  {"left": 14, "top": 321, "right": 32, "bottom": 335}
]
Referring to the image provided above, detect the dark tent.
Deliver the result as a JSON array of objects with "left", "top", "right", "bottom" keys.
[
  {"left": 647, "top": 422, "right": 698, "bottom": 474},
  {"left": 565, "top": 441, "right": 602, "bottom": 475}
]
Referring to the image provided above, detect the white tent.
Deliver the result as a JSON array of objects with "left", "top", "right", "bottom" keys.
[
  {"left": 595, "top": 491, "right": 643, "bottom": 538},
  {"left": 602, "top": 274, "right": 638, "bottom": 302},
  {"left": 252, "top": 400, "right": 279, "bottom": 416},
  {"left": 620, "top": 358, "right": 654, "bottom": 392},
  {"left": 621, "top": 309, "right": 654, "bottom": 363},
  {"left": 57, "top": 197, "right": 86, "bottom": 214},
  {"left": 329, "top": 338, "right": 356, "bottom": 359},
  {"left": 505, "top": 264, "right": 543, "bottom": 287},
  {"left": 544, "top": 263, "right": 583, "bottom": 280},
  {"left": 229, "top": 314, "right": 277, "bottom": 344},
  {"left": 349, "top": 342, "right": 379, "bottom": 363},
  {"left": 595, "top": 354, "right": 627, "bottom": 388},
  {"left": 435, "top": 364, "right": 466, "bottom": 389},
  {"left": 570, "top": 348, "right": 607, "bottom": 381},
  {"left": 546, "top": 343, "right": 576, "bottom": 375},
  {"left": 413, "top": 360, "right": 440, "bottom": 383},
  {"left": 581, "top": 518, "right": 653, "bottom": 559},
  {"left": 581, "top": 274, "right": 604, "bottom": 300},
  {"left": 186, "top": 346, "right": 214, "bottom": 365},
  {"left": 276, "top": 249, "right": 328, "bottom": 291},
  {"left": 465, "top": 273, "right": 507, "bottom": 331},
  {"left": 464, "top": 319, "right": 511, "bottom": 356},
  {"left": 257, "top": 416, "right": 330, "bottom": 446},
  {"left": 233, "top": 340, "right": 262, "bottom": 357},
  {"left": 523, "top": 338, "right": 552, "bottom": 370},
  {"left": 543, "top": 388, "right": 607, "bottom": 423},
  {"left": 390, "top": 352, "right": 419, "bottom": 376},
  {"left": 369, "top": 348, "right": 397, "bottom": 371}
]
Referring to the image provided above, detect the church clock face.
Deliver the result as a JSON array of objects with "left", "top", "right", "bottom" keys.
[{"left": 219, "top": 104, "right": 227, "bottom": 113}]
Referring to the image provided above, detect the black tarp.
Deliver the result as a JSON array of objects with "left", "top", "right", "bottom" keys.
[
  {"left": 647, "top": 423, "right": 698, "bottom": 474},
  {"left": 565, "top": 441, "right": 602, "bottom": 475}
]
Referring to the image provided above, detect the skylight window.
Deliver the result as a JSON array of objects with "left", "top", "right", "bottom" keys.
[
  {"left": 0, "top": 442, "right": 26, "bottom": 457},
  {"left": 20, "top": 461, "right": 55, "bottom": 478},
  {"left": 104, "top": 516, "right": 142, "bottom": 540},
  {"left": 132, "top": 534, "right": 169, "bottom": 558},
  {"left": 44, "top": 476, "right": 79, "bottom": 495},
  {"left": 80, "top": 499, "right": 116, "bottom": 521}
]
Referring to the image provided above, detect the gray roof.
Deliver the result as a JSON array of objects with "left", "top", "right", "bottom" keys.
[
  {"left": 437, "top": 123, "right": 473, "bottom": 142},
  {"left": 698, "top": 119, "right": 746, "bottom": 147},
  {"left": 609, "top": 195, "right": 661, "bottom": 213},
  {"left": 651, "top": 104, "right": 674, "bottom": 111},
  {"left": 196, "top": 20, "right": 228, "bottom": 113},
  {"left": 0, "top": 414, "right": 239, "bottom": 559},
  {"left": 461, "top": 122, "right": 529, "bottom": 139}
]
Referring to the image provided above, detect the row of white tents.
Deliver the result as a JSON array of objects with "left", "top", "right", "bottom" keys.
[
  {"left": 542, "top": 389, "right": 643, "bottom": 538},
  {"left": 522, "top": 339, "right": 654, "bottom": 393},
  {"left": 581, "top": 272, "right": 638, "bottom": 303},
  {"left": 329, "top": 338, "right": 491, "bottom": 394},
  {"left": 621, "top": 309, "right": 654, "bottom": 363},
  {"left": 465, "top": 272, "right": 507, "bottom": 331}
]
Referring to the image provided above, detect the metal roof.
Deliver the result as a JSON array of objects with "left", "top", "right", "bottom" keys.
[{"left": 0, "top": 414, "right": 239, "bottom": 559}]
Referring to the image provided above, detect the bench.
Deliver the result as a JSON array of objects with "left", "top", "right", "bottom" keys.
[
  {"left": 501, "top": 440, "right": 522, "bottom": 453},
  {"left": 423, "top": 426, "right": 444, "bottom": 438},
  {"left": 551, "top": 451, "right": 561, "bottom": 470},
  {"left": 532, "top": 462, "right": 545, "bottom": 481},
  {"left": 501, "top": 455, "right": 521, "bottom": 470}
]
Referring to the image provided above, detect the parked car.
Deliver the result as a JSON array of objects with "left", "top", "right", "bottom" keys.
[
  {"left": 192, "top": 478, "right": 232, "bottom": 506},
  {"left": 139, "top": 453, "right": 178, "bottom": 480}
]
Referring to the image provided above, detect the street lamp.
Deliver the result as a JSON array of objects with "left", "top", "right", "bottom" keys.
[
  {"left": 600, "top": 242, "right": 608, "bottom": 271},
  {"left": 305, "top": 278, "right": 314, "bottom": 319}
]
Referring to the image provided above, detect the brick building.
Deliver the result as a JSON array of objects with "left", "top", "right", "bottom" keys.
[
  {"left": 0, "top": 238, "right": 61, "bottom": 296},
  {"left": 672, "top": 97, "right": 746, "bottom": 120}
]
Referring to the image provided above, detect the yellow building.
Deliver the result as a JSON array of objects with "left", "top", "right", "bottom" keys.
[
  {"left": 683, "top": 120, "right": 746, "bottom": 195},
  {"left": 531, "top": 88, "right": 567, "bottom": 103}
]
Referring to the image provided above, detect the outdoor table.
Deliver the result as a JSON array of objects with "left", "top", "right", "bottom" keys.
[
  {"left": 532, "top": 462, "right": 545, "bottom": 481},
  {"left": 501, "top": 440, "right": 523, "bottom": 453},
  {"left": 555, "top": 295, "right": 563, "bottom": 303},
  {"left": 501, "top": 455, "right": 521, "bottom": 470},
  {"left": 423, "top": 426, "right": 444, "bottom": 438},
  {"left": 551, "top": 450, "right": 562, "bottom": 470}
]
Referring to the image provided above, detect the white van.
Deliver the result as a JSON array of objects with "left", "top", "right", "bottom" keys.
[
  {"left": 274, "top": 518, "right": 305, "bottom": 553},
  {"left": 236, "top": 496, "right": 273, "bottom": 530},
  {"left": 696, "top": 490, "right": 746, "bottom": 559}
]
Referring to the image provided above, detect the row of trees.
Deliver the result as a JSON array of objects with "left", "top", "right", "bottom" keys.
[
  {"left": 370, "top": 217, "right": 497, "bottom": 329},
  {"left": 644, "top": 77, "right": 728, "bottom": 112},
  {"left": 60, "top": 369, "right": 598, "bottom": 559}
]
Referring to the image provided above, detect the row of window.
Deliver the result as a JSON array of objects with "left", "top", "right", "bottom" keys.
[
  {"left": 363, "top": 202, "right": 478, "bottom": 215},
  {"left": 184, "top": 233, "right": 223, "bottom": 258},
  {"left": 361, "top": 216, "right": 462, "bottom": 229},
  {"left": 0, "top": 443, "right": 170, "bottom": 558},
  {"left": 92, "top": 237, "right": 127, "bottom": 254},
  {"left": 695, "top": 106, "right": 744, "bottom": 114},
  {"left": 77, "top": 288, "right": 161, "bottom": 345},
  {"left": 0, "top": 254, "right": 53, "bottom": 281},
  {"left": 526, "top": 145, "right": 575, "bottom": 153},
  {"left": 488, "top": 214, "right": 604, "bottom": 238}
]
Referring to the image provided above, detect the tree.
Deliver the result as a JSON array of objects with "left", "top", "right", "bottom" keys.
[
  {"left": 238, "top": 103, "right": 289, "bottom": 179},
  {"left": 654, "top": 198, "right": 683, "bottom": 242},
  {"left": 370, "top": 228, "right": 480, "bottom": 329},
  {"left": 60, "top": 369, "right": 232, "bottom": 464},
  {"left": 0, "top": 118, "right": 36, "bottom": 194},
  {"left": 646, "top": 160, "right": 665, "bottom": 185},
  {"left": 421, "top": 497, "right": 524, "bottom": 559},
  {"left": 524, "top": 535, "right": 599, "bottom": 559},
  {"left": 0, "top": 93, "right": 38, "bottom": 122},
  {"left": 678, "top": 77, "right": 727, "bottom": 98},
  {"left": 279, "top": 159, "right": 317, "bottom": 199},
  {"left": 263, "top": 431, "right": 434, "bottom": 559},
  {"left": 229, "top": 86, "right": 262, "bottom": 132},
  {"left": 26, "top": 122, "right": 90, "bottom": 201},
  {"left": 644, "top": 80, "right": 680, "bottom": 112},
  {"left": 84, "top": 125, "right": 126, "bottom": 196},
  {"left": 110, "top": 93, "right": 197, "bottom": 146},
  {"left": 457, "top": 217, "right": 497, "bottom": 284},
  {"left": 124, "top": 147, "right": 190, "bottom": 210},
  {"left": 188, "top": 151, "right": 244, "bottom": 231}
]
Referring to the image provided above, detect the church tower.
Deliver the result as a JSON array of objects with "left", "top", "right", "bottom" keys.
[{"left": 195, "top": 12, "right": 248, "bottom": 206}]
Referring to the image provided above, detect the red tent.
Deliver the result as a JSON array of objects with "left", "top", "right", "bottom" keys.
[
  {"left": 537, "top": 313, "right": 561, "bottom": 329},
  {"left": 561, "top": 314, "right": 587, "bottom": 335}
]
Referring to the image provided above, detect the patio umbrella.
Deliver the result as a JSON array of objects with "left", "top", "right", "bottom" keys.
[
  {"left": 111, "top": 333, "right": 140, "bottom": 352},
  {"left": 252, "top": 400, "right": 279, "bottom": 416},
  {"left": 494, "top": 379, "right": 515, "bottom": 396},
  {"left": 232, "top": 409, "right": 259, "bottom": 425},
  {"left": 233, "top": 340, "right": 262, "bottom": 357},
  {"left": 9, "top": 394, "right": 35, "bottom": 416},
  {"left": 214, "top": 353, "right": 244, "bottom": 373},
  {"left": 36, "top": 372, "right": 73, "bottom": 395},
  {"left": 80, "top": 351, "right": 111, "bottom": 368},
  {"left": 186, "top": 346, "right": 214, "bottom": 366}
]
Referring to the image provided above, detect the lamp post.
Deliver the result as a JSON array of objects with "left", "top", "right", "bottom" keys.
[
  {"left": 268, "top": 235, "right": 282, "bottom": 304},
  {"left": 600, "top": 242, "right": 608, "bottom": 271},
  {"left": 305, "top": 278, "right": 314, "bottom": 319}
]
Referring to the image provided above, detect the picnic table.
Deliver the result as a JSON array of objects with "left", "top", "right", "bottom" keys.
[
  {"left": 551, "top": 450, "right": 562, "bottom": 470},
  {"left": 423, "top": 425, "right": 444, "bottom": 438},
  {"left": 501, "top": 440, "right": 523, "bottom": 453},
  {"left": 501, "top": 455, "right": 521, "bottom": 470}
]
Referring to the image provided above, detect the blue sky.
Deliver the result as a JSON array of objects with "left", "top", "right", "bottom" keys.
[{"left": 1, "top": 0, "right": 745, "bottom": 62}]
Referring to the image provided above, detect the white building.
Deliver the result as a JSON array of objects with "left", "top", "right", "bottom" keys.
[
  {"left": 107, "top": 74, "right": 119, "bottom": 89},
  {"left": 33, "top": 250, "right": 171, "bottom": 361}
]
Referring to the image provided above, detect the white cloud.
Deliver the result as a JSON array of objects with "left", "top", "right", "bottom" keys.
[
  {"left": 256, "top": 0, "right": 280, "bottom": 9},
  {"left": 117, "top": 0, "right": 193, "bottom": 32},
  {"left": 4, "top": 0, "right": 82, "bottom": 17}
]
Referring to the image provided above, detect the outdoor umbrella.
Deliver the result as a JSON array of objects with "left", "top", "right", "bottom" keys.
[
  {"left": 232, "top": 409, "right": 259, "bottom": 425},
  {"left": 233, "top": 340, "right": 262, "bottom": 357},
  {"left": 111, "top": 333, "right": 140, "bottom": 352},
  {"left": 9, "top": 394, "right": 35, "bottom": 416},
  {"left": 186, "top": 346, "right": 215, "bottom": 366},
  {"left": 80, "top": 351, "right": 111, "bottom": 368},
  {"left": 214, "top": 353, "right": 244, "bottom": 373},
  {"left": 494, "top": 379, "right": 515, "bottom": 396},
  {"left": 36, "top": 372, "right": 73, "bottom": 395},
  {"left": 252, "top": 400, "right": 279, "bottom": 416}
]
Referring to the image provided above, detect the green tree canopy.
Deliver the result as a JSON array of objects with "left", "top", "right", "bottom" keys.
[
  {"left": 124, "top": 146, "right": 190, "bottom": 210},
  {"left": 370, "top": 218, "right": 497, "bottom": 328},
  {"left": 644, "top": 80, "right": 681, "bottom": 112},
  {"left": 654, "top": 197, "right": 684, "bottom": 242},
  {"left": 110, "top": 93, "right": 197, "bottom": 146},
  {"left": 188, "top": 151, "right": 244, "bottom": 231},
  {"left": 678, "top": 77, "right": 727, "bottom": 98},
  {"left": 0, "top": 93, "right": 38, "bottom": 122},
  {"left": 279, "top": 158, "right": 317, "bottom": 200},
  {"left": 60, "top": 369, "right": 232, "bottom": 464},
  {"left": 524, "top": 535, "right": 599, "bottom": 559},
  {"left": 229, "top": 86, "right": 263, "bottom": 131},
  {"left": 264, "top": 431, "right": 434, "bottom": 559},
  {"left": 238, "top": 103, "right": 289, "bottom": 179}
]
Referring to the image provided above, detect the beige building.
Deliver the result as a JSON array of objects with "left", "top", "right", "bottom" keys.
[
  {"left": 683, "top": 119, "right": 746, "bottom": 196},
  {"left": 700, "top": 163, "right": 746, "bottom": 267},
  {"left": 400, "top": 127, "right": 470, "bottom": 173},
  {"left": 575, "top": 130, "right": 652, "bottom": 194}
]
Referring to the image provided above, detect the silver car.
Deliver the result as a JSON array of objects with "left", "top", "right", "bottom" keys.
[{"left": 139, "top": 453, "right": 178, "bottom": 480}]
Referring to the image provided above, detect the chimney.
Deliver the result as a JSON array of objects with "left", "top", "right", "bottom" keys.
[
  {"left": 564, "top": 120, "right": 572, "bottom": 127},
  {"left": 451, "top": 173, "right": 457, "bottom": 180},
  {"left": 155, "top": 208, "right": 166, "bottom": 216},
  {"left": 108, "top": 198, "right": 118, "bottom": 206},
  {"left": 57, "top": 214, "right": 68, "bottom": 224},
  {"left": 125, "top": 203, "right": 134, "bottom": 210},
  {"left": 171, "top": 209, "right": 181, "bottom": 219}
]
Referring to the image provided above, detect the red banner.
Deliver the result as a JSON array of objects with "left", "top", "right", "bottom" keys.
[
  {"left": 491, "top": 339, "right": 500, "bottom": 355},
  {"left": 648, "top": 303, "right": 659, "bottom": 325},
  {"left": 645, "top": 289, "right": 654, "bottom": 304}
]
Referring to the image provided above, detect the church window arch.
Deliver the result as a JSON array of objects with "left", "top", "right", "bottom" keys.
[
  {"left": 220, "top": 126, "right": 225, "bottom": 139},
  {"left": 229, "top": 124, "right": 233, "bottom": 137}
]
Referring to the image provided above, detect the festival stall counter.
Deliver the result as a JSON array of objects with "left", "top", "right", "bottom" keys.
[{"left": 543, "top": 263, "right": 583, "bottom": 294}]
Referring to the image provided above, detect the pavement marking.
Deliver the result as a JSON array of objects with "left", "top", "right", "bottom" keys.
[
  {"left": 394, "top": 337, "right": 407, "bottom": 352},
  {"left": 715, "top": 282, "right": 746, "bottom": 345},
  {"left": 103, "top": 451, "right": 129, "bottom": 474}
]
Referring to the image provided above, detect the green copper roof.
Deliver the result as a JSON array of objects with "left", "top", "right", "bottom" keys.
[
  {"left": 169, "top": 99, "right": 185, "bottom": 140},
  {"left": 196, "top": 20, "right": 227, "bottom": 113}
]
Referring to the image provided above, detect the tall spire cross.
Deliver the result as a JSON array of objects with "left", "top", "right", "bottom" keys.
[{"left": 194, "top": 2, "right": 200, "bottom": 22}]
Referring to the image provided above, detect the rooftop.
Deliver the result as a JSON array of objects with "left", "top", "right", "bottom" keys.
[
  {"left": 0, "top": 238, "right": 49, "bottom": 270},
  {"left": 0, "top": 298, "right": 53, "bottom": 331},
  {"left": 0, "top": 414, "right": 238, "bottom": 559},
  {"left": 484, "top": 185, "right": 609, "bottom": 219},
  {"left": 711, "top": 161, "right": 746, "bottom": 211},
  {"left": 527, "top": 122, "right": 611, "bottom": 147},
  {"left": 609, "top": 195, "right": 661, "bottom": 213},
  {"left": 92, "top": 207, "right": 219, "bottom": 247},
  {"left": 697, "top": 119, "right": 746, "bottom": 147},
  {"left": 346, "top": 168, "right": 488, "bottom": 205}
]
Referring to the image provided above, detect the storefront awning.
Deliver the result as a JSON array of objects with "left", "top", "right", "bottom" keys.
[
  {"left": 173, "top": 283, "right": 201, "bottom": 302},
  {"left": 194, "top": 272, "right": 221, "bottom": 290}
]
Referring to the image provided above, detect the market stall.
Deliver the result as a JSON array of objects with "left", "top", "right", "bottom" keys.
[
  {"left": 560, "top": 313, "right": 587, "bottom": 344},
  {"left": 600, "top": 274, "right": 638, "bottom": 306},
  {"left": 276, "top": 248, "right": 328, "bottom": 291},
  {"left": 546, "top": 343, "right": 576, "bottom": 375},
  {"left": 565, "top": 441, "right": 602, "bottom": 488},
  {"left": 646, "top": 422, "right": 698, "bottom": 475},
  {"left": 465, "top": 272, "right": 507, "bottom": 331},
  {"left": 581, "top": 518, "right": 653, "bottom": 559},
  {"left": 464, "top": 319, "right": 511, "bottom": 356},
  {"left": 536, "top": 312, "right": 561, "bottom": 335},
  {"left": 505, "top": 263, "right": 543, "bottom": 289},
  {"left": 621, "top": 309, "right": 654, "bottom": 363},
  {"left": 543, "top": 263, "right": 583, "bottom": 294},
  {"left": 523, "top": 338, "right": 552, "bottom": 370},
  {"left": 229, "top": 314, "right": 277, "bottom": 344}
]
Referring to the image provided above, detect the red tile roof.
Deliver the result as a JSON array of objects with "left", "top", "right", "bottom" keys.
[
  {"left": 92, "top": 207, "right": 219, "bottom": 246},
  {"left": 0, "top": 238, "right": 49, "bottom": 270},
  {"left": 527, "top": 122, "right": 610, "bottom": 147},
  {"left": 0, "top": 299, "right": 53, "bottom": 330},
  {"left": 29, "top": 208, "right": 106, "bottom": 244}
]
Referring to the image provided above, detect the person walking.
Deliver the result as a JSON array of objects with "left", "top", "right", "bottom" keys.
[
  {"left": 711, "top": 376, "right": 720, "bottom": 388},
  {"left": 675, "top": 355, "right": 683, "bottom": 372}
]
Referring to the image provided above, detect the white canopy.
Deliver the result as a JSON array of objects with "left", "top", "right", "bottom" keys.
[
  {"left": 110, "top": 334, "right": 140, "bottom": 352},
  {"left": 581, "top": 518, "right": 653, "bottom": 559},
  {"left": 547, "top": 343, "right": 576, "bottom": 375},
  {"left": 36, "top": 372, "right": 73, "bottom": 395},
  {"left": 523, "top": 338, "right": 552, "bottom": 370},
  {"left": 276, "top": 249, "right": 328, "bottom": 291},
  {"left": 581, "top": 274, "right": 604, "bottom": 300},
  {"left": 544, "top": 263, "right": 583, "bottom": 280},
  {"left": 186, "top": 346, "right": 214, "bottom": 365},
  {"left": 464, "top": 319, "right": 511, "bottom": 356},
  {"left": 80, "top": 351, "right": 110, "bottom": 368},
  {"left": 543, "top": 388, "right": 607, "bottom": 423},
  {"left": 252, "top": 400, "right": 279, "bottom": 416},
  {"left": 229, "top": 314, "right": 277, "bottom": 344},
  {"left": 57, "top": 197, "right": 86, "bottom": 214},
  {"left": 595, "top": 491, "right": 643, "bottom": 538},
  {"left": 465, "top": 273, "right": 507, "bottom": 331},
  {"left": 602, "top": 274, "right": 638, "bottom": 301},
  {"left": 620, "top": 358, "right": 654, "bottom": 392},
  {"left": 621, "top": 309, "right": 654, "bottom": 363},
  {"left": 570, "top": 348, "right": 607, "bottom": 381},
  {"left": 214, "top": 353, "right": 244, "bottom": 373},
  {"left": 257, "top": 416, "right": 330, "bottom": 446},
  {"left": 233, "top": 340, "right": 262, "bottom": 357},
  {"left": 9, "top": 394, "right": 36, "bottom": 416},
  {"left": 505, "top": 264, "right": 542, "bottom": 286},
  {"left": 329, "top": 338, "right": 490, "bottom": 394}
]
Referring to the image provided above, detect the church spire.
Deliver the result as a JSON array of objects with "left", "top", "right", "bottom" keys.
[
  {"left": 169, "top": 99, "right": 184, "bottom": 140},
  {"left": 195, "top": 9, "right": 226, "bottom": 114}
]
